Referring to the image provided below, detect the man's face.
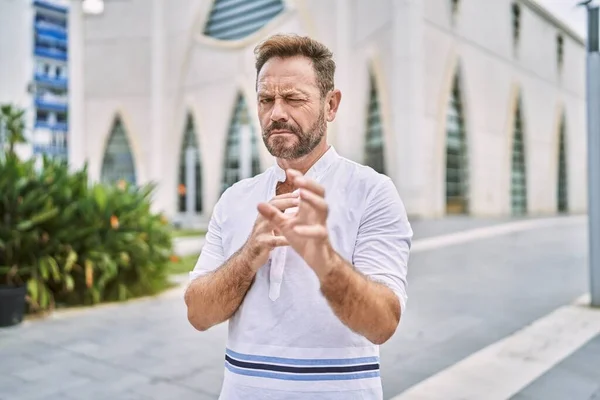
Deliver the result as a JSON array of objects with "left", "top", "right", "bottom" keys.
[{"left": 256, "top": 56, "right": 328, "bottom": 160}]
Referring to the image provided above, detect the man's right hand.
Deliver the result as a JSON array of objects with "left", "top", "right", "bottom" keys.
[{"left": 242, "top": 192, "right": 299, "bottom": 270}]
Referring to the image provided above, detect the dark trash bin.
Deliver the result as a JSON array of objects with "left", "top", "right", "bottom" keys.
[{"left": 0, "top": 285, "right": 27, "bottom": 327}]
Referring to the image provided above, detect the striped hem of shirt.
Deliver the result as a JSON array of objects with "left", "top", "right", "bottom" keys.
[{"left": 224, "top": 348, "right": 381, "bottom": 381}]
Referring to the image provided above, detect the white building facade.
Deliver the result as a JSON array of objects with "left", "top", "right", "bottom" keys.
[
  {"left": 0, "top": 0, "right": 70, "bottom": 161},
  {"left": 6, "top": 0, "right": 587, "bottom": 222}
]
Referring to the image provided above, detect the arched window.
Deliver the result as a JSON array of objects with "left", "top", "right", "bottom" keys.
[
  {"left": 222, "top": 93, "right": 261, "bottom": 193},
  {"left": 204, "top": 0, "right": 285, "bottom": 41},
  {"left": 100, "top": 117, "right": 136, "bottom": 185},
  {"left": 445, "top": 72, "right": 469, "bottom": 214},
  {"left": 558, "top": 115, "right": 568, "bottom": 213},
  {"left": 511, "top": 98, "right": 527, "bottom": 215},
  {"left": 451, "top": 0, "right": 460, "bottom": 19},
  {"left": 364, "top": 73, "right": 385, "bottom": 174},
  {"left": 512, "top": 2, "right": 521, "bottom": 46},
  {"left": 178, "top": 114, "right": 202, "bottom": 213}
]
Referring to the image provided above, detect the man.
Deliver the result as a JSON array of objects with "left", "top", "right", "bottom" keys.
[{"left": 184, "top": 34, "right": 412, "bottom": 400}]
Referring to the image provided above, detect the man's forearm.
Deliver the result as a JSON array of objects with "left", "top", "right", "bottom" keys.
[
  {"left": 184, "top": 249, "right": 255, "bottom": 331},
  {"left": 319, "top": 253, "right": 401, "bottom": 345}
]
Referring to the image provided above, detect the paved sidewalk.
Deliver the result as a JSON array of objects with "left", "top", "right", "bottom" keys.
[
  {"left": 0, "top": 215, "right": 590, "bottom": 400},
  {"left": 511, "top": 332, "right": 600, "bottom": 400}
]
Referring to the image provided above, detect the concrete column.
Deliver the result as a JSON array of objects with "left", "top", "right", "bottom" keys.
[
  {"left": 585, "top": 5, "right": 600, "bottom": 307},
  {"left": 392, "top": 0, "right": 426, "bottom": 217},
  {"left": 150, "top": 0, "right": 166, "bottom": 210},
  {"left": 68, "top": 0, "right": 86, "bottom": 171},
  {"left": 331, "top": 0, "right": 351, "bottom": 152}
]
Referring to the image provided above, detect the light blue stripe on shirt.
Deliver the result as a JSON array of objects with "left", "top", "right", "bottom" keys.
[
  {"left": 225, "top": 349, "right": 380, "bottom": 366},
  {"left": 225, "top": 363, "right": 381, "bottom": 381}
]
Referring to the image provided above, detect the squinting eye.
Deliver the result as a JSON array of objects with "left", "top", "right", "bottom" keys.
[{"left": 260, "top": 98, "right": 273, "bottom": 104}]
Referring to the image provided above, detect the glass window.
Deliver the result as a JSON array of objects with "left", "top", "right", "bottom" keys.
[
  {"left": 221, "top": 94, "right": 261, "bottom": 193},
  {"left": 558, "top": 116, "right": 568, "bottom": 212},
  {"left": 204, "top": 0, "right": 285, "bottom": 41},
  {"left": 557, "top": 34, "right": 564, "bottom": 70},
  {"left": 178, "top": 114, "right": 203, "bottom": 213},
  {"left": 511, "top": 99, "right": 527, "bottom": 215},
  {"left": 100, "top": 117, "right": 137, "bottom": 185},
  {"left": 36, "top": 110, "right": 49, "bottom": 122},
  {"left": 445, "top": 72, "right": 469, "bottom": 214},
  {"left": 512, "top": 3, "right": 521, "bottom": 46},
  {"left": 364, "top": 73, "right": 385, "bottom": 174},
  {"left": 451, "top": 0, "right": 460, "bottom": 16}
]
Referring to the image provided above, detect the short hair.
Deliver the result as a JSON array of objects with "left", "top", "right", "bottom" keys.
[{"left": 254, "top": 34, "right": 336, "bottom": 97}]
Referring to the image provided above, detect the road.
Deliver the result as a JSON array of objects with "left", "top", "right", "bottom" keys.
[{"left": 0, "top": 215, "right": 597, "bottom": 400}]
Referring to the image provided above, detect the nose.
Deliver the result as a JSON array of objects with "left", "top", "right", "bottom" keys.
[{"left": 270, "top": 98, "right": 289, "bottom": 122}]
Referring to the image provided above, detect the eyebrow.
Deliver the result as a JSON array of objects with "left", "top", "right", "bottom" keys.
[{"left": 257, "top": 87, "right": 311, "bottom": 97}]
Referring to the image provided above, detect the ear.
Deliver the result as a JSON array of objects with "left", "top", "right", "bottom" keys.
[{"left": 325, "top": 89, "right": 342, "bottom": 122}]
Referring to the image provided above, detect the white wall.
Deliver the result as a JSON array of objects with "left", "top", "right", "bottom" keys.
[
  {"left": 79, "top": 0, "right": 587, "bottom": 220},
  {"left": 0, "top": 0, "right": 34, "bottom": 128},
  {"left": 421, "top": 0, "right": 586, "bottom": 217},
  {"left": 83, "top": 0, "right": 153, "bottom": 186}
]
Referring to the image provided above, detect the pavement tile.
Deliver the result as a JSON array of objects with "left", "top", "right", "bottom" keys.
[
  {"left": 9, "top": 375, "right": 91, "bottom": 400},
  {"left": 511, "top": 333, "right": 600, "bottom": 400},
  {"left": 131, "top": 380, "right": 214, "bottom": 400},
  {"left": 512, "top": 368, "right": 599, "bottom": 400},
  {"left": 0, "top": 217, "right": 590, "bottom": 400},
  {"left": 0, "top": 353, "right": 43, "bottom": 376}
]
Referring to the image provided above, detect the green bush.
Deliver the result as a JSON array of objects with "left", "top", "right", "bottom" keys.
[{"left": 0, "top": 104, "right": 173, "bottom": 313}]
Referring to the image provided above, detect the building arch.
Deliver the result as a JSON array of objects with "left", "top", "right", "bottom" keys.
[
  {"left": 221, "top": 92, "right": 261, "bottom": 193},
  {"left": 100, "top": 115, "right": 137, "bottom": 185},
  {"left": 444, "top": 67, "right": 470, "bottom": 214}
]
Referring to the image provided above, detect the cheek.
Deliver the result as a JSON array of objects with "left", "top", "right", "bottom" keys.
[
  {"left": 294, "top": 108, "right": 319, "bottom": 129},
  {"left": 258, "top": 112, "right": 271, "bottom": 128}
]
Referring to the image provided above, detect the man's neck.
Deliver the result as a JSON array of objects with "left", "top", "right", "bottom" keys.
[{"left": 276, "top": 141, "right": 330, "bottom": 175}]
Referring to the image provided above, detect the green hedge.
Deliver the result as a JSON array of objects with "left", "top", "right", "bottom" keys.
[{"left": 0, "top": 105, "right": 174, "bottom": 313}]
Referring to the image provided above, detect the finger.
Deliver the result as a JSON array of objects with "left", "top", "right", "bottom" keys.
[
  {"left": 269, "top": 197, "right": 300, "bottom": 212},
  {"left": 257, "top": 202, "right": 289, "bottom": 227},
  {"left": 271, "top": 191, "right": 299, "bottom": 200},
  {"left": 292, "top": 224, "right": 328, "bottom": 239},
  {"left": 298, "top": 188, "right": 328, "bottom": 214},
  {"left": 290, "top": 174, "right": 325, "bottom": 197},
  {"left": 261, "top": 235, "right": 289, "bottom": 248},
  {"left": 286, "top": 169, "right": 303, "bottom": 181}
]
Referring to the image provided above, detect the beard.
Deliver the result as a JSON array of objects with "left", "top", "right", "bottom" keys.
[{"left": 262, "top": 109, "right": 326, "bottom": 160}]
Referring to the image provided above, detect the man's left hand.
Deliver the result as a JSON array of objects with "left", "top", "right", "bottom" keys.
[{"left": 257, "top": 169, "right": 337, "bottom": 279}]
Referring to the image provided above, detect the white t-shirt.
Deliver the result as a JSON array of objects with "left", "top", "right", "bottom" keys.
[{"left": 189, "top": 146, "right": 412, "bottom": 399}]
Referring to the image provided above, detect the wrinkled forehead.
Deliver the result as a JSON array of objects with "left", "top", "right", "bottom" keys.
[{"left": 256, "top": 56, "right": 320, "bottom": 95}]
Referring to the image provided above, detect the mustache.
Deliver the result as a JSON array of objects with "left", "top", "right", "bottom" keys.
[{"left": 264, "top": 121, "right": 301, "bottom": 137}]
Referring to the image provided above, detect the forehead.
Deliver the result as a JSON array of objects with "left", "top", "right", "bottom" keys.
[{"left": 257, "top": 56, "right": 319, "bottom": 94}]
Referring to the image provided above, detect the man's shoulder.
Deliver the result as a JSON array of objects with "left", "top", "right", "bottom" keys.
[{"left": 334, "top": 156, "right": 394, "bottom": 193}]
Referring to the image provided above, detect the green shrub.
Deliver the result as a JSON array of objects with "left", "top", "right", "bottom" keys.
[{"left": 0, "top": 104, "right": 173, "bottom": 313}]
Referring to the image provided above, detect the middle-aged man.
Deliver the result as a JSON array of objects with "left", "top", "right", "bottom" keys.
[{"left": 184, "top": 33, "right": 412, "bottom": 400}]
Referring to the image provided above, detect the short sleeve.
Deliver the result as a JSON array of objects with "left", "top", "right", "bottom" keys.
[
  {"left": 352, "top": 178, "right": 413, "bottom": 313},
  {"left": 188, "top": 196, "right": 226, "bottom": 282}
]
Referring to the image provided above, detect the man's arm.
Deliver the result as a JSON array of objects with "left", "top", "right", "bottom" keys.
[
  {"left": 319, "top": 255, "right": 401, "bottom": 345},
  {"left": 184, "top": 193, "right": 298, "bottom": 331},
  {"left": 184, "top": 248, "right": 256, "bottom": 332},
  {"left": 319, "top": 178, "right": 411, "bottom": 344}
]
